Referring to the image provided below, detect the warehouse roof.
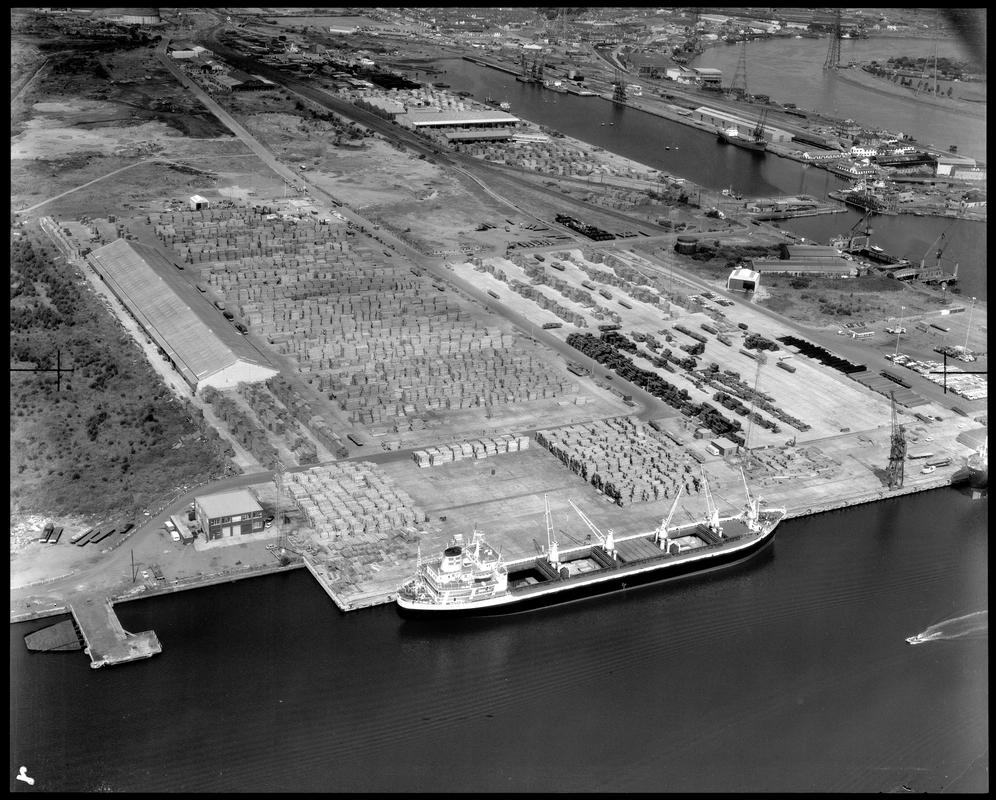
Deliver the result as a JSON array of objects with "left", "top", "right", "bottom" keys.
[
  {"left": 786, "top": 245, "right": 844, "bottom": 259},
  {"left": 443, "top": 128, "right": 515, "bottom": 141},
  {"left": 751, "top": 257, "right": 856, "bottom": 275},
  {"left": 728, "top": 267, "right": 760, "bottom": 281},
  {"left": 400, "top": 109, "right": 519, "bottom": 127},
  {"left": 197, "top": 489, "right": 262, "bottom": 519},
  {"left": 87, "top": 239, "right": 276, "bottom": 388}
]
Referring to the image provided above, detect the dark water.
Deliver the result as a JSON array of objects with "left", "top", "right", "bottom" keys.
[
  {"left": 436, "top": 58, "right": 849, "bottom": 200},
  {"left": 781, "top": 212, "right": 987, "bottom": 300},
  {"left": 689, "top": 36, "right": 987, "bottom": 162},
  {"left": 10, "top": 489, "right": 987, "bottom": 792},
  {"left": 438, "top": 56, "right": 986, "bottom": 301}
]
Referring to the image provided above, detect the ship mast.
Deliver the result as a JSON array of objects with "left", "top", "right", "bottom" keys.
[
  {"left": 656, "top": 485, "right": 684, "bottom": 548},
  {"left": 701, "top": 470, "right": 722, "bottom": 535},
  {"left": 545, "top": 494, "right": 560, "bottom": 568},
  {"left": 740, "top": 467, "right": 760, "bottom": 531}
]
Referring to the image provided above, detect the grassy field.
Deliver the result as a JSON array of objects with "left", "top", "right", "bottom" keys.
[{"left": 9, "top": 232, "right": 235, "bottom": 519}]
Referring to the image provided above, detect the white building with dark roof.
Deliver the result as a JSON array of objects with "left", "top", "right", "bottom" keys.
[
  {"left": 87, "top": 239, "right": 279, "bottom": 393},
  {"left": 195, "top": 489, "right": 265, "bottom": 540},
  {"left": 399, "top": 109, "right": 519, "bottom": 128}
]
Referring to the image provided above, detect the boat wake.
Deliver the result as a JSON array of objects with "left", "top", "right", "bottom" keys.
[{"left": 906, "top": 610, "right": 987, "bottom": 645}]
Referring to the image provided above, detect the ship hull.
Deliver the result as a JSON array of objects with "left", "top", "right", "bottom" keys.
[
  {"left": 718, "top": 131, "right": 766, "bottom": 153},
  {"left": 397, "top": 520, "right": 779, "bottom": 618}
]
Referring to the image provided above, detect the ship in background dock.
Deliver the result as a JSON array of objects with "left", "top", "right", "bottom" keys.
[
  {"left": 718, "top": 109, "right": 768, "bottom": 153},
  {"left": 397, "top": 473, "right": 785, "bottom": 616}
]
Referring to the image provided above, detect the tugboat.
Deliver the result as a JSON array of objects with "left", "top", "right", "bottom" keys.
[{"left": 397, "top": 472, "right": 786, "bottom": 616}]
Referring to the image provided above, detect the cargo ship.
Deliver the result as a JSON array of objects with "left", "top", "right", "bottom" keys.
[
  {"left": 717, "top": 109, "right": 768, "bottom": 153},
  {"left": 396, "top": 474, "right": 785, "bottom": 616}
]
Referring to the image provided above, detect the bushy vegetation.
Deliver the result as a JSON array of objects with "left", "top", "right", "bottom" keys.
[{"left": 10, "top": 233, "right": 233, "bottom": 517}]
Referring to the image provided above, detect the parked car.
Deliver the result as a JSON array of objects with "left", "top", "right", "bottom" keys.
[{"left": 170, "top": 530, "right": 181, "bottom": 543}]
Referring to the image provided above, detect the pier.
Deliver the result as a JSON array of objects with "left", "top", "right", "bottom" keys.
[
  {"left": 70, "top": 595, "right": 161, "bottom": 669},
  {"left": 461, "top": 54, "right": 519, "bottom": 77}
]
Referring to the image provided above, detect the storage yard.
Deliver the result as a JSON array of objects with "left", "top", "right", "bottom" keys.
[{"left": 10, "top": 9, "right": 986, "bottom": 640}]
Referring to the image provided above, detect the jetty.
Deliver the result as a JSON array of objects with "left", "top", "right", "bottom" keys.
[{"left": 69, "top": 595, "right": 161, "bottom": 669}]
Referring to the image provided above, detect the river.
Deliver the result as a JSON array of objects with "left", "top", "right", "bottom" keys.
[
  {"left": 9, "top": 33, "right": 988, "bottom": 795},
  {"left": 688, "top": 36, "right": 986, "bottom": 162},
  {"left": 10, "top": 488, "right": 987, "bottom": 792},
  {"left": 430, "top": 53, "right": 987, "bottom": 300}
]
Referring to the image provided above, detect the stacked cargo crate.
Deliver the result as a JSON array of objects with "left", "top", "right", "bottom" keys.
[
  {"left": 536, "top": 417, "right": 699, "bottom": 505},
  {"left": 411, "top": 433, "right": 529, "bottom": 468}
]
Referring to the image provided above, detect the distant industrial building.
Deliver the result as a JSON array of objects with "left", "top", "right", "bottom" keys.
[
  {"left": 692, "top": 107, "right": 792, "bottom": 143},
  {"left": 398, "top": 109, "right": 520, "bottom": 129},
  {"left": 87, "top": 239, "right": 279, "bottom": 392},
  {"left": 98, "top": 7, "right": 163, "bottom": 25},
  {"left": 691, "top": 67, "right": 723, "bottom": 90},
  {"left": 195, "top": 489, "right": 265, "bottom": 541},
  {"left": 727, "top": 267, "right": 760, "bottom": 292},
  {"left": 357, "top": 96, "right": 408, "bottom": 119},
  {"left": 751, "top": 245, "right": 857, "bottom": 278},
  {"left": 707, "top": 437, "right": 740, "bottom": 456}
]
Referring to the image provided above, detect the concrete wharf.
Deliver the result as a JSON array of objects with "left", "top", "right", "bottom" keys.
[
  {"left": 69, "top": 595, "right": 161, "bottom": 669},
  {"left": 461, "top": 54, "right": 520, "bottom": 77}
]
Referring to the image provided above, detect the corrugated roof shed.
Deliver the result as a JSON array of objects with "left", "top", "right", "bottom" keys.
[
  {"left": 87, "top": 239, "right": 278, "bottom": 391},
  {"left": 400, "top": 109, "right": 520, "bottom": 127},
  {"left": 197, "top": 489, "right": 262, "bottom": 519}
]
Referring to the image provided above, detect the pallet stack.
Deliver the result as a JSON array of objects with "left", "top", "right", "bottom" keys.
[{"left": 535, "top": 417, "right": 700, "bottom": 505}]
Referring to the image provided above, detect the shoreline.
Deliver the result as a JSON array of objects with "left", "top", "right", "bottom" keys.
[
  {"left": 456, "top": 57, "right": 983, "bottom": 222},
  {"left": 834, "top": 67, "right": 986, "bottom": 121},
  {"left": 8, "top": 473, "right": 969, "bottom": 625}
]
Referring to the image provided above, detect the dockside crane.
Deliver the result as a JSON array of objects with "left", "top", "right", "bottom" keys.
[
  {"left": 568, "top": 499, "right": 616, "bottom": 560},
  {"left": 701, "top": 470, "right": 722, "bottom": 536},
  {"left": 843, "top": 208, "right": 874, "bottom": 251},
  {"left": 654, "top": 486, "right": 684, "bottom": 552},
  {"left": 885, "top": 391, "right": 906, "bottom": 489}
]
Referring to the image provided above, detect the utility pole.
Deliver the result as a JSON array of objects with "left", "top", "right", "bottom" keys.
[
  {"left": 964, "top": 297, "right": 976, "bottom": 351},
  {"left": 9, "top": 348, "right": 75, "bottom": 392},
  {"left": 895, "top": 306, "right": 905, "bottom": 359}
]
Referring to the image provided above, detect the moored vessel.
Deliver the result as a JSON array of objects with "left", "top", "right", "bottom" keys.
[
  {"left": 397, "top": 473, "right": 785, "bottom": 616},
  {"left": 717, "top": 109, "right": 768, "bottom": 153}
]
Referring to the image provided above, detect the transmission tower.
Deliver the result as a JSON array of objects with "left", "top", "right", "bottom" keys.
[
  {"left": 727, "top": 39, "right": 749, "bottom": 98},
  {"left": 885, "top": 391, "right": 906, "bottom": 489},
  {"left": 612, "top": 68, "right": 627, "bottom": 104},
  {"left": 823, "top": 9, "right": 842, "bottom": 70}
]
